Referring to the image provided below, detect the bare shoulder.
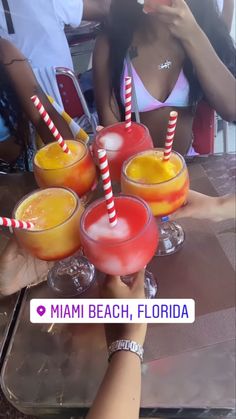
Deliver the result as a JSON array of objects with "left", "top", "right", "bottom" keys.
[{"left": 0, "top": 38, "right": 26, "bottom": 65}]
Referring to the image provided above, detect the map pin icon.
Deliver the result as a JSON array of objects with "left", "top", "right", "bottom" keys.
[{"left": 37, "top": 305, "right": 46, "bottom": 317}]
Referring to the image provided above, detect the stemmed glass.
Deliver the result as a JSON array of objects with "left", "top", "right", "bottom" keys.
[
  {"left": 32, "top": 139, "right": 99, "bottom": 294},
  {"left": 13, "top": 187, "right": 95, "bottom": 296},
  {"left": 121, "top": 148, "right": 189, "bottom": 256},
  {"left": 34, "top": 139, "right": 98, "bottom": 205},
  {"left": 93, "top": 122, "right": 153, "bottom": 183},
  {"left": 80, "top": 195, "right": 159, "bottom": 298}
]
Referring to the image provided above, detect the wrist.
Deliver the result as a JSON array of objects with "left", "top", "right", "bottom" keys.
[
  {"left": 215, "top": 195, "right": 234, "bottom": 222},
  {"left": 108, "top": 339, "right": 144, "bottom": 363},
  {"left": 110, "top": 349, "right": 142, "bottom": 364},
  {"left": 182, "top": 24, "right": 205, "bottom": 49},
  {"left": 105, "top": 323, "right": 147, "bottom": 348}
]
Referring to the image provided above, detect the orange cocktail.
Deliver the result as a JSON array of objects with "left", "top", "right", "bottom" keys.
[
  {"left": 121, "top": 149, "right": 189, "bottom": 218},
  {"left": 121, "top": 148, "right": 189, "bottom": 256},
  {"left": 34, "top": 140, "right": 97, "bottom": 199},
  {"left": 13, "top": 187, "right": 83, "bottom": 261}
]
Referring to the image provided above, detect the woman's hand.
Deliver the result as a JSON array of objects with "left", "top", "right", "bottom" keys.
[
  {"left": 170, "top": 190, "right": 235, "bottom": 222},
  {"left": 99, "top": 271, "right": 147, "bottom": 346},
  {"left": 100, "top": 270, "right": 145, "bottom": 300},
  {"left": 0, "top": 239, "right": 50, "bottom": 295},
  {"left": 143, "top": 0, "right": 200, "bottom": 42}
]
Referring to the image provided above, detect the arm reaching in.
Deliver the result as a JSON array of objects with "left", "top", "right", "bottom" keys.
[
  {"left": 0, "top": 239, "right": 51, "bottom": 296},
  {"left": 86, "top": 271, "right": 146, "bottom": 419},
  {"left": 170, "top": 190, "right": 236, "bottom": 222},
  {"left": 0, "top": 39, "right": 72, "bottom": 144}
]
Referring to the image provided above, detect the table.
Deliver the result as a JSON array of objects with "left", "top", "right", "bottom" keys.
[
  {"left": 0, "top": 173, "right": 38, "bottom": 365},
  {"left": 0, "top": 294, "right": 21, "bottom": 366},
  {"left": 0, "top": 154, "right": 235, "bottom": 419},
  {"left": 0, "top": 173, "right": 38, "bottom": 418}
]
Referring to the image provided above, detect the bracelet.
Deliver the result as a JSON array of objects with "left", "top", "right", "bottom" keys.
[{"left": 108, "top": 339, "right": 144, "bottom": 363}]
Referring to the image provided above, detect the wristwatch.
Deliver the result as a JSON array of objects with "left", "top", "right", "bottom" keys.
[{"left": 108, "top": 339, "right": 144, "bottom": 362}]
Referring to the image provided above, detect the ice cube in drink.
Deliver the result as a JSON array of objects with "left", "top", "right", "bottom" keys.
[
  {"left": 80, "top": 195, "right": 158, "bottom": 275},
  {"left": 93, "top": 122, "right": 153, "bottom": 182}
]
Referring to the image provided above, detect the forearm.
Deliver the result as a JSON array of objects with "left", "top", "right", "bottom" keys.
[
  {"left": 86, "top": 351, "right": 141, "bottom": 419},
  {"left": 83, "top": 0, "right": 111, "bottom": 21},
  {"left": 215, "top": 194, "right": 236, "bottom": 221},
  {"left": 182, "top": 27, "right": 236, "bottom": 121}
]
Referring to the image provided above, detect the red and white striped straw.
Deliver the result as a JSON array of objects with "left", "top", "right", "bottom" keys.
[
  {"left": 98, "top": 149, "right": 117, "bottom": 228},
  {"left": 125, "top": 76, "right": 132, "bottom": 129},
  {"left": 163, "top": 111, "right": 178, "bottom": 161},
  {"left": 0, "top": 217, "right": 34, "bottom": 230},
  {"left": 31, "top": 95, "right": 71, "bottom": 154}
]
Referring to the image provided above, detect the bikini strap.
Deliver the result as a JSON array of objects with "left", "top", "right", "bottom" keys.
[{"left": 126, "top": 53, "right": 141, "bottom": 123}]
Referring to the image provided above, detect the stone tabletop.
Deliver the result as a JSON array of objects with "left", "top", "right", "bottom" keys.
[{"left": 0, "top": 154, "right": 235, "bottom": 419}]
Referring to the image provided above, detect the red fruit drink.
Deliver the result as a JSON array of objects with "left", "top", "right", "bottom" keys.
[
  {"left": 80, "top": 195, "right": 158, "bottom": 276},
  {"left": 93, "top": 122, "right": 153, "bottom": 182}
]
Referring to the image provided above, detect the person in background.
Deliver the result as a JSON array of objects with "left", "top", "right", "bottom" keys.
[
  {"left": 0, "top": 238, "right": 146, "bottom": 419},
  {"left": 0, "top": 0, "right": 111, "bottom": 105},
  {"left": 170, "top": 190, "right": 235, "bottom": 222},
  {"left": 0, "top": 38, "right": 72, "bottom": 171},
  {"left": 93, "top": 0, "right": 236, "bottom": 156}
]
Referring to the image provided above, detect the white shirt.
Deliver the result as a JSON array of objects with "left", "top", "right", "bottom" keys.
[
  {"left": 0, "top": 0, "right": 83, "bottom": 104},
  {"left": 216, "top": 0, "right": 224, "bottom": 13}
]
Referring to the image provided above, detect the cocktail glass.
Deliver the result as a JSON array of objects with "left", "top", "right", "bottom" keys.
[
  {"left": 121, "top": 148, "right": 189, "bottom": 256},
  {"left": 93, "top": 122, "right": 153, "bottom": 183},
  {"left": 13, "top": 187, "right": 95, "bottom": 296},
  {"left": 80, "top": 195, "right": 159, "bottom": 298},
  {"left": 34, "top": 140, "right": 98, "bottom": 204}
]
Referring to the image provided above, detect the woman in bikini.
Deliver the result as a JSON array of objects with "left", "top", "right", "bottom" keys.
[{"left": 93, "top": 0, "right": 236, "bottom": 155}]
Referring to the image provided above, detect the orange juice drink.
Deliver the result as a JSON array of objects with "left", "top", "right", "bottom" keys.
[
  {"left": 13, "top": 188, "right": 83, "bottom": 261},
  {"left": 34, "top": 140, "right": 97, "bottom": 198},
  {"left": 121, "top": 149, "right": 189, "bottom": 217}
]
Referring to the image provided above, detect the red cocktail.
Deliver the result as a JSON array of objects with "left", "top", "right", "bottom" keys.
[
  {"left": 93, "top": 122, "right": 153, "bottom": 182},
  {"left": 80, "top": 195, "right": 159, "bottom": 297}
]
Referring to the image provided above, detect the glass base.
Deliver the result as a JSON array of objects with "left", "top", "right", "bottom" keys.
[
  {"left": 156, "top": 219, "right": 185, "bottom": 257},
  {"left": 144, "top": 270, "right": 158, "bottom": 299},
  {"left": 47, "top": 254, "right": 95, "bottom": 297},
  {"left": 122, "top": 269, "right": 158, "bottom": 299}
]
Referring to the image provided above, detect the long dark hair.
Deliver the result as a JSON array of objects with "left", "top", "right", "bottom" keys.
[
  {"left": 105, "top": 0, "right": 236, "bottom": 118},
  {"left": 0, "top": 62, "right": 19, "bottom": 136}
]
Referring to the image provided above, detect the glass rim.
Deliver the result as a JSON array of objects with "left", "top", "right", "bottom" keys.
[
  {"left": 80, "top": 194, "right": 154, "bottom": 247},
  {"left": 13, "top": 187, "right": 80, "bottom": 233},
  {"left": 34, "top": 140, "right": 88, "bottom": 171},
  {"left": 95, "top": 122, "right": 151, "bottom": 152},
  {"left": 122, "top": 148, "right": 187, "bottom": 186}
]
